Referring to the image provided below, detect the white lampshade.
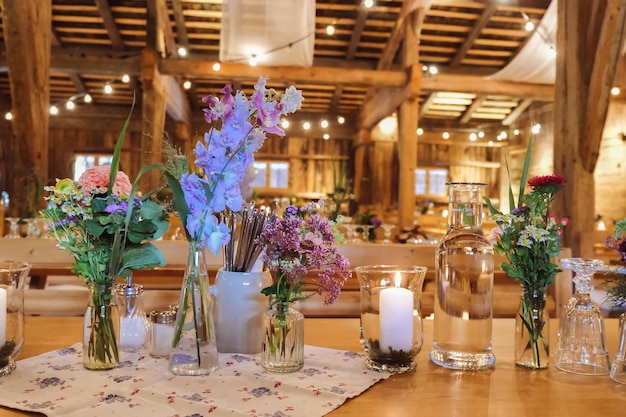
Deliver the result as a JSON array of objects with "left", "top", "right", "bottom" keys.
[{"left": 220, "top": 0, "right": 315, "bottom": 67}]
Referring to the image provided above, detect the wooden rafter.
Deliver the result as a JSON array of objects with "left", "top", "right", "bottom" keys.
[
  {"left": 155, "top": 0, "right": 177, "bottom": 58},
  {"left": 94, "top": 0, "right": 124, "bottom": 51},
  {"left": 171, "top": 0, "right": 190, "bottom": 47},
  {"left": 377, "top": 0, "right": 427, "bottom": 71},
  {"left": 450, "top": 3, "right": 498, "bottom": 67},
  {"left": 419, "top": 92, "right": 437, "bottom": 117},
  {"left": 329, "top": 85, "right": 345, "bottom": 112},
  {"left": 502, "top": 98, "right": 532, "bottom": 125},
  {"left": 460, "top": 95, "right": 487, "bottom": 123},
  {"left": 346, "top": 8, "right": 368, "bottom": 60}
]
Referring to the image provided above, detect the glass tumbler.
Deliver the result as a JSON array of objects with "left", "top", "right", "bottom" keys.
[
  {"left": 555, "top": 258, "right": 611, "bottom": 375},
  {"left": 0, "top": 261, "right": 30, "bottom": 376},
  {"left": 356, "top": 265, "right": 427, "bottom": 374}
]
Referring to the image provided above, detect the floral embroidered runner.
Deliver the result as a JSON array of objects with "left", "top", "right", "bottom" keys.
[{"left": 0, "top": 344, "right": 389, "bottom": 417}]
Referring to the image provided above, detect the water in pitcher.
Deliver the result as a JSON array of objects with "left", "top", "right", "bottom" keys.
[{"left": 430, "top": 183, "right": 495, "bottom": 370}]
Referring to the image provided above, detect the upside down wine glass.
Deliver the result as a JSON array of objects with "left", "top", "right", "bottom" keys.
[{"left": 555, "top": 258, "right": 611, "bottom": 375}]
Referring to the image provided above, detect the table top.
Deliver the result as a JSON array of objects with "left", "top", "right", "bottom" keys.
[{"left": 2, "top": 317, "right": 626, "bottom": 416}]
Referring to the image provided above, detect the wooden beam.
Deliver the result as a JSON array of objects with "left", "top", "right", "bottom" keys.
[
  {"left": 580, "top": 0, "right": 626, "bottom": 172},
  {"left": 0, "top": 0, "right": 51, "bottom": 217},
  {"left": 161, "top": 59, "right": 407, "bottom": 87},
  {"left": 378, "top": 0, "right": 427, "bottom": 70},
  {"left": 450, "top": 3, "right": 498, "bottom": 67},
  {"left": 94, "top": 0, "right": 125, "bottom": 51},
  {"left": 419, "top": 93, "right": 437, "bottom": 117},
  {"left": 421, "top": 73, "right": 554, "bottom": 101},
  {"left": 346, "top": 9, "right": 368, "bottom": 60},
  {"left": 460, "top": 95, "right": 487, "bottom": 123},
  {"left": 171, "top": 0, "right": 190, "bottom": 47},
  {"left": 156, "top": 0, "right": 177, "bottom": 57},
  {"left": 329, "top": 85, "right": 344, "bottom": 112},
  {"left": 502, "top": 99, "right": 533, "bottom": 125}
]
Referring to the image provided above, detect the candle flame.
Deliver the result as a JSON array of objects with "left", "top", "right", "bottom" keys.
[{"left": 394, "top": 271, "right": 402, "bottom": 288}]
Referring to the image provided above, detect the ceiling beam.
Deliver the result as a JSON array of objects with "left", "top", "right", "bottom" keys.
[
  {"left": 419, "top": 93, "right": 437, "bottom": 117},
  {"left": 378, "top": 0, "right": 428, "bottom": 70},
  {"left": 346, "top": 9, "right": 368, "bottom": 60},
  {"left": 94, "top": 0, "right": 125, "bottom": 51},
  {"left": 450, "top": 3, "right": 498, "bottom": 67},
  {"left": 502, "top": 98, "right": 533, "bottom": 125},
  {"left": 171, "top": 0, "right": 190, "bottom": 47},
  {"left": 156, "top": 0, "right": 177, "bottom": 57},
  {"left": 460, "top": 95, "right": 487, "bottom": 123}
]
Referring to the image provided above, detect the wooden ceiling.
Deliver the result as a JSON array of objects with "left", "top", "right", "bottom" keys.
[{"left": 0, "top": 0, "right": 553, "bottom": 130}]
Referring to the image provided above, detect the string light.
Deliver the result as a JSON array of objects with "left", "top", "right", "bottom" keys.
[
  {"left": 469, "top": 133, "right": 477, "bottom": 141},
  {"left": 531, "top": 123, "right": 542, "bottom": 134},
  {"left": 416, "top": 127, "right": 424, "bottom": 135},
  {"left": 323, "top": 133, "right": 330, "bottom": 140},
  {"left": 212, "top": 62, "right": 221, "bottom": 71},
  {"left": 281, "top": 119, "right": 290, "bottom": 128},
  {"left": 248, "top": 55, "right": 258, "bottom": 66},
  {"left": 84, "top": 94, "right": 92, "bottom": 103},
  {"left": 104, "top": 83, "right": 113, "bottom": 94},
  {"left": 337, "top": 116, "right": 345, "bottom": 124},
  {"left": 320, "top": 119, "right": 329, "bottom": 128},
  {"left": 442, "top": 132, "right": 450, "bottom": 140},
  {"left": 177, "top": 46, "right": 188, "bottom": 57},
  {"left": 326, "top": 25, "right": 335, "bottom": 36},
  {"left": 49, "top": 105, "right": 59, "bottom": 115},
  {"left": 65, "top": 100, "right": 75, "bottom": 110},
  {"left": 364, "top": 0, "right": 374, "bottom": 8},
  {"left": 303, "top": 121, "right": 311, "bottom": 130},
  {"left": 4, "top": 112, "right": 12, "bottom": 121},
  {"left": 183, "top": 80, "right": 192, "bottom": 90},
  {"left": 611, "top": 87, "right": 621, "bottom": 96},
  {"left": 121, "top": 74, "right": 130, "bottom": 83}
]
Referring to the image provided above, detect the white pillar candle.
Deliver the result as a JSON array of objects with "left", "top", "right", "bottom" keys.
[
  {"left": 379, "top": 273, "right": 413, "bottom": 353},
  {"left": 0, "top": 288, "right": 6, "bottom": 346}
]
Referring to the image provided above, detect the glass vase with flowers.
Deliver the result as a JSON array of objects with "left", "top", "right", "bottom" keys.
[
  {"left": 484, "top": 137, "right": 568, "bottom": 369},
  {"left": 162, "top": 77, "right": 304, "bottom": 375},
  {"left": 255, "top": 201, "right": 352, "bottom": 372},
  {"left": 40, "top": 107, "right": 170, "bottom": 370}
]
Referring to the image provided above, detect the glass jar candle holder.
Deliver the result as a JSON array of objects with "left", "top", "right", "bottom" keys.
[
  {"left": 355, "top": 265, "right": 427, "bottom": 374},
  {"left": 0, "top": 261, "right": 30, "bottom": 376}
]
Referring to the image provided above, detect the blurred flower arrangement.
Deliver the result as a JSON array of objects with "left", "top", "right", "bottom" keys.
[
  {"left": 256, "top": 200, "right": 352, "bottom": 306},
  {"left": 41, "top": 108, "right": 169, "bottom": 369},
  {"left": 484, "top": 138, "right": 567, "bottom": 369},
  {"left": 354, "top": 209, "right": 382, "bottom": 242},
  {"left": 605, "top": 218, "right": 626, "bottom": 308}
]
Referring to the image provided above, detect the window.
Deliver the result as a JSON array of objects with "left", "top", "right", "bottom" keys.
[
  {"left": 414, "top": 168, "right": 448, "bottom": 196},
  {"left": 73, "top": 154, "right": 113, "bottom": 180},
  {"left": 251, "top": 161, "right": 289, "bottom": 189}
]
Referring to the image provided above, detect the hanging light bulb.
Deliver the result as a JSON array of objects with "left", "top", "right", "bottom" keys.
[
  {"left": 524, "top": 20, "right": 535, "bottom": 31},
  {"left": 50, "top": 105, "right": 59, "bottom": 115},
  {"left": 320, "top": 119, "right": 329, "bottom": 128},
  {"left": 84, "top": 93, "right": 93, "bottom": 103},
  {"left": 303, "top": 121, "right": 311, "bottom": 130},
  {"left": 104, "top": 83, "right": 113, "bottom": 94},
  {"left": 212, "top": 62, "right": 221, "bottom": 71},
  {"left": 326, "top": 25, "right": 335, "bottom": 36},
  {"left": 4, "top": 112, "right": 12, "bottom": 121},
  {"left": 337, "top": 116, "right": 345, "bottom": 124},
  {"left": 249, "top": 55, "right": 258, "bottom": 67},
  {"left": 531, "top": 123, "right": 541, "bottom": 134},
  {"left": 416, "top": 128, "right": 424, "bottom": 135},
  {"left": 177, "top": 46, "right": 188, "bottom": 57},
  {"left": 442, "top": 132, "right": 450, "bottom": 140},
  {"left": 281, "top": 119, "right": 290, "bottom": 128},
  {"left": 183, "top": 80, "right": 192, "bottom": 90},
  {"left": 66, "top": 100, "right": 75, "bottom": 110},
  {"left": 364, "top": 0, "right": 374, "bottom": 7},
  {"left": 121, "top": 74, "right": 130, "bottom": 83},
  {"left": 611, "top": 87, "right": 621, "bottom": 96},
  {"left": 469, "top": 133, "right": 477, "bottom": 141},
  {"left": 323, "top": 133, "right": 330, "bottom": 140}
]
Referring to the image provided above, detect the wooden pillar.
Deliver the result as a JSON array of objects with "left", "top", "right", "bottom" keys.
[
  {"left": 553, "top": 0, "right": 626, "bottom": 257},
  {"left": 1, "top": 0, "right": 51, "bottom": 217},
  {"left": 141, "top": 48, "right": 167, "bottom": 194},
  {"left": 397, "top": 11, "right": 421, "bottom": 229}
]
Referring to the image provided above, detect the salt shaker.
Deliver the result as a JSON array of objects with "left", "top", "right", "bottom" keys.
[
  {"left": 149, "top": 310, "right": 176, "bottom": 358},
  {"left": 115, "top": 282, "right": 150, "bottom": 352}
]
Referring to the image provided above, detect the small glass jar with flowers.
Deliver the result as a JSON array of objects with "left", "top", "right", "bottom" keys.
[
  {"left": 255, "top": 201, "right": 352, "bottom": 372},
  {"left": 484, "top": 140, "right": 568, "bottom": 369}
]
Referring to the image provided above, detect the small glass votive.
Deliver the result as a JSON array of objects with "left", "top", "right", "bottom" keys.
[
  {"left": 0, "top": 261, "right": 30, "bottom": 376},
  {"left": 149, "top": 310, "right": 176, "bottom": 358},
  {"left": 355, "top": 265, "right": 427, "bottom": 374}
]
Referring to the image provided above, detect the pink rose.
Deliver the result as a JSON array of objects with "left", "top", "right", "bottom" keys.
[{"left": 78, "top": 165, "right": 132, "bottom": 196}]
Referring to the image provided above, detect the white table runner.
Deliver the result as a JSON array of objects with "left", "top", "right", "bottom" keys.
[{"left": 0, "top": 344, "right": 389, "bottom": 416}]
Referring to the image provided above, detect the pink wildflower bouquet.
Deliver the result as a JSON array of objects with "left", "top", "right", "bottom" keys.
[{"left": 256, "top": 201, "right": 352, "bottom": 306}]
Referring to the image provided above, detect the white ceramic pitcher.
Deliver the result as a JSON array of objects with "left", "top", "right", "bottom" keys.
[{"left": 210, "top": 268, "right": 272, "bottom": 354}]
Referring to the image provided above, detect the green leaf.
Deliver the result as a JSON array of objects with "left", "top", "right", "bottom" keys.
[
  {"left": 517, "top": 134, "right": 533, "bottom": 208},
  {"left": 119, "top": 244, "right": 166, "bottom": 277},
  {"left": 164, "top": 171, "right": 191, "bottom": 241},
  {"left": 108, "top": 94, "right": 135, "bottom": 195}
]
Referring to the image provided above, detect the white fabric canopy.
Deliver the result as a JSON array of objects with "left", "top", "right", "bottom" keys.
[
  {"left": 489, "top": 0, "right": 557, "bottom": 84},
  {"left": 220, "top": 0, "right": 315, "bottom": 67}
]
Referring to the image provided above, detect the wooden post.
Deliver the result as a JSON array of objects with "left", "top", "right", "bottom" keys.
[
  {"left": 553, "top": 0, "right": 626, "bottom": 257},
  {"left": 397, "top": 11, "right": 421, "bottom": 229},
  {"left": 141, "top": 48, "right": 167, "bottom": 194},
  {"left": 1, "top": 0, "right": 51, "bottom": 217}
]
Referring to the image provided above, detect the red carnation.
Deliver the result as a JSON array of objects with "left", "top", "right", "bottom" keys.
[{"left": 528, "top": 174, "right": 566, "bottom": 188}]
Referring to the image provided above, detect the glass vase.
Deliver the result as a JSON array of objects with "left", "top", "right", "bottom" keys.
[
  {"left": 0, "top": 261, "right": 29, "bottom": 377},
  {"left": 430, "top": 182, "right": 495, "bottom": 370},
  {"left": 515, "top": 286, "right": 550, "bottom": 369},
  {"left": 83, "top": 282, "right": 119, "bottom": 370},
  {"left": 355, "top": 265, "right": 427, "bottom": 374},
  {"left": 169, "top": 242, "right": 219, "bottom": 376},
  {"left": 261, "top": 300, "right": 304, "bottom": 373}
]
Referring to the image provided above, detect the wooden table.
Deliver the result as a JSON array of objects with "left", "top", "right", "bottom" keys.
[{"left": 2, "top": 317, "right": 625, "bottom": 416}]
